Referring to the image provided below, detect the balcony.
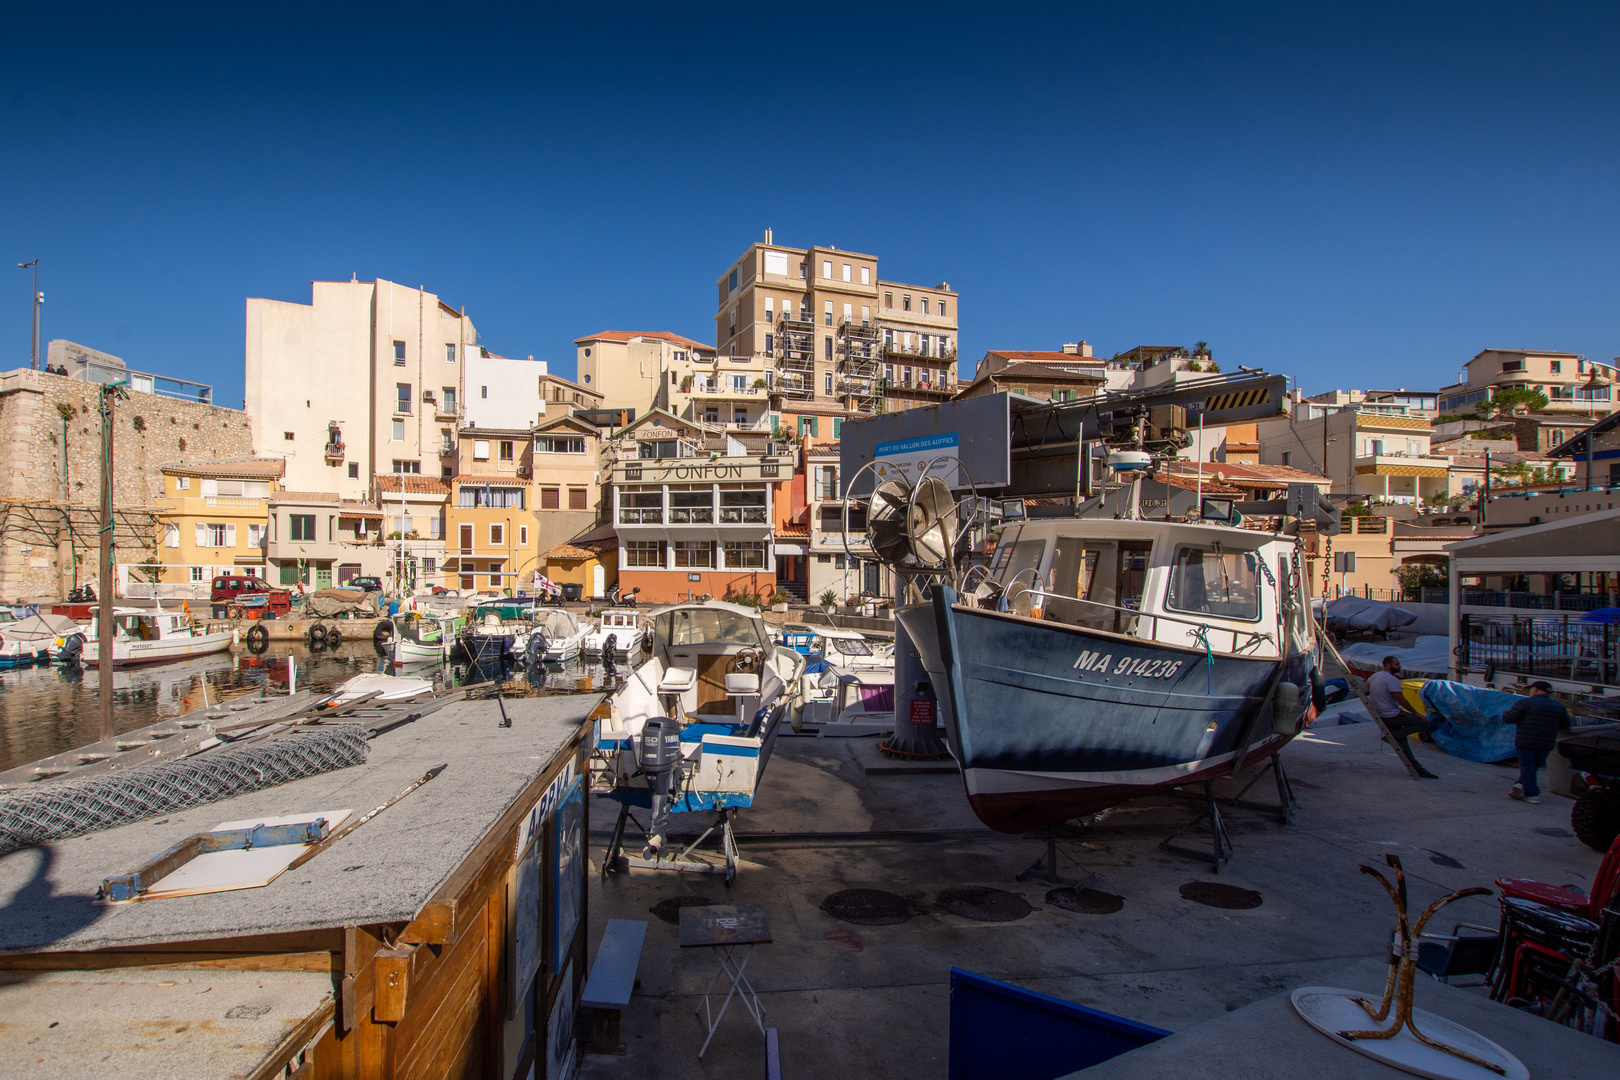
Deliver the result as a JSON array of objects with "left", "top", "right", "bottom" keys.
[
  {"left": 618, "top": 508, "right": 663, "bottom": 525},
  {"left": 206, "top": 495, "right": 262, "bottom": 508},
  {"left": 435, "top": 405, "right": 461, "bottom": 421},
  {"left": 1351, "top": 453, "right": 1451, "bottom": 477},
  {"left": 718, "top": 507, "right": 768, "bottom": 524},
  {"left": 669, "top": 507, "right": 714, "bottom": 524},
  {"left": 324, "top": 441, "right": 345, "bottom": 464},
  {"left": 882, "top": 340, "right": 957, "bottom": 363},
  {"left": 687, "top": 383, "right": 767, "bottom": 400}
]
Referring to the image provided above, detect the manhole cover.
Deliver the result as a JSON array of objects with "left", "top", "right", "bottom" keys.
[
  {"left": 649, "top": 895, "right": 716, "bottom": 925},
  {"left": 1179, "top": 881, "right": 1263, "bottom": 909},
  {"left": 936, "top": 886, "right": 1033, "bottom": 922},
  {"left": 820, "top": 889, "right": 918, "bottom": 926},
  {"left": 1046, "top": 887, "right": 1125, "bottom": 914}
]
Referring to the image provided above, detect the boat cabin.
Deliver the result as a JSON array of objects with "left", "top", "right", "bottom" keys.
[
  {"left": 976, "top": 519, "right": 1310, "bottom": 660},
  {"left": 598, "top": 609, "right": 640, "bottom": 634},
  {"left": 89, "top": 609, "right": 197, "bottom": 642}
]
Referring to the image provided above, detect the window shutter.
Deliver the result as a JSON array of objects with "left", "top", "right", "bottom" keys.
[
  {"left": 833, "top": 418, "right": 843, "bottom": 437},
  {"left": 225, "top": 524, "right": 237, "bottom": 547},
  {"left": 195, "top": 523, "right": 207, "bottom": 547},
  {"left": 811, "top": 418, "right": 820, "bottom": 437},
  {"left": 201, "top": 479, "right": 218, "bottom": 497},
  {"left": 165, "top": 524, "right": 179, "bottom": 548}
]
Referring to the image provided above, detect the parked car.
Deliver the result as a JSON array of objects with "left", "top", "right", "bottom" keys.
[
  {"left": 348, "top": 576, "right": 384, "bottom": 593},
  {"left": 211, "top": 575, "right": 291, "bottom": 616}
]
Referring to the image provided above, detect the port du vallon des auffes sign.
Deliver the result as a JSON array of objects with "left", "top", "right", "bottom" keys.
[{"left": 874, "top": 431, "right": 960, "bottom": 485}]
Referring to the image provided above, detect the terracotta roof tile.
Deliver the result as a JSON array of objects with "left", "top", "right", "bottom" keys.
[
  {"left": 574, "top": 330, "right": 714, "bottom": 352},
  {"left": 161, "top": 458, "right": 286, "bottom": 479},
  {"left": 377, "top": 475, "right": 451, "bottom": 496},
  {"left": 544, "top": 543, "right": 596, "bottom": 560},
  {"left": 271, "top": 491, "right": 341, "bottom": 503},
  {"left": 453, "top": 474, "right": 530, "bottom": 486}
]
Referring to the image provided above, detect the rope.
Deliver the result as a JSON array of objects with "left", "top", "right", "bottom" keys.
[{"left": 1190, "top": 625, "right": 1215, "bottom": 694}]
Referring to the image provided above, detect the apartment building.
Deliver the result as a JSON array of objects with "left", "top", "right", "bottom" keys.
[
  {"left": 375, "top": 474, "right": 450, "bottom": 590},
  {"left": 539, "top": 372, "right": 604, "bottom": 424},
  {"left": 1258, "top": 395, "right": 1452, "bottom": 505},
  {"left": 606, "top": 411, "right": 790, "bottom": 603},
  {"left": 1438, "top": 349, "right": 1617, "bottom": 415},
  {"left": 574, "top": 331, "right": 715, "bottom": 416},
  {"left": 444, "top": 427, "right": 534, "bottom": 594},
  {"left": 265, "top": 491, "right": 391, "bottom": 588},
  {"left": 246, "top": 279, "right": 480, "bottom": 500},
  {"left": 803, "top": 444, "right": 885, "bottom": 602},
  {"left": 462, "top": 348, "right": 546, "bottom": 431},
  {"left": 154, "top": 459, "right": 284, "bottom": 585},
  {"left": 714, "top": 232, "right": 959, "bottom": 416},
  {"left": 530, "top": 415, "right": 605, "bottom": 555}
]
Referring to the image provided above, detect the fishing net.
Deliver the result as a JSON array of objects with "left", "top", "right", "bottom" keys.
[{"left": 0, "top": 725, "right": 369, "bottom": 853}]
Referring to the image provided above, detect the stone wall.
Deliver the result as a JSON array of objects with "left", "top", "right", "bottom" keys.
[{"left": 0, "top": 368, "right": 255, "bottom": 601}]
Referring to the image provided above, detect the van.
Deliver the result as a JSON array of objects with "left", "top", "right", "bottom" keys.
[{"left": 211, "top": 575, "right": 291, "bottom": 616}]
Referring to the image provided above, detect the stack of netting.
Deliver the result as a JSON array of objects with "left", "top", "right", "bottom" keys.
[{"left": 0, "top": 726, "right": 369, "bottom": 853}]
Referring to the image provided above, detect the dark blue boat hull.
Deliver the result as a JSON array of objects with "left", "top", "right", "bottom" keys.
[{"left": 897, "top": 588, "right": 1316, "bottom": 832}]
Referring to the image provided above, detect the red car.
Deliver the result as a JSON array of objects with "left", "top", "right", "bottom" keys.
[{"left": 211, "top": 575, "right": 291, "bottom": 616}]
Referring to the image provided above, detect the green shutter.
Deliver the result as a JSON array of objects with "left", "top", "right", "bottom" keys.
[
  {"left": 833, "top": 418, "right": 843, "bottom": 437},
  {"left": 811, "top": 418, "right": 820, "bottom": 437}
]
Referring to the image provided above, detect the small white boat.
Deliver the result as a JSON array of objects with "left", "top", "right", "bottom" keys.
[
  {"left": 515, "top": 609, "right": 591, "bottom": 663},
  {"left": 581, "top": 609, "right": 646, "bottom": 657},
  {"left": 784, "top": 626, "right": 896, "bottom": 735},
  {"left": 79, "top": 609, "right": 233, "bottom": 668},
  {"left": 0, "top": 612, "right": 79, "bottom": 667},
  {"left": 330, "top": 672, "right": 435, "bottom": 704},
  {"left": 390, "top": 614, "right": 459, "bottom": 665}
]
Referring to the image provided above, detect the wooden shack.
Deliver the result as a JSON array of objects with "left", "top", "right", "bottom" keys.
[{"left": 0, "top": 693, "right": 594, "bottom": 1079}]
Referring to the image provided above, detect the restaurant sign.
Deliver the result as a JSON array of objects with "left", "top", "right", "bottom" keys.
[{"left": 614, "top": 458, "right": 782, "bottom": 483}]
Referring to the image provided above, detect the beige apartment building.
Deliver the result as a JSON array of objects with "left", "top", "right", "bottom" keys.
[
  {"left": 1439, "top": 348, "right": 1617, "bottom": 416},
  {"left": 574, "top": 331, "right": 715, "bottom": 417},
  {"left": 246, "top": 279, "right": 480, "bottom": 500},
  {"left": 715, "top": 233, "right": 959, "bottom": 416}
]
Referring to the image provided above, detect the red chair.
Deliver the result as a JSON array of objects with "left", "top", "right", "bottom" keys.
[{"left": 1496, "top": 832, "right": 1620, "bottom": 921}]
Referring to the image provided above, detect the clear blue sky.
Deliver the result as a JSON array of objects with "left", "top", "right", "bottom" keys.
[{"left": 3, "top": 3, "right": 1617, "bottom": 408}]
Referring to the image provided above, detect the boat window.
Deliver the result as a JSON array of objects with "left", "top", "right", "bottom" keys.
[
  {"left": 1165, "top": 546, "right": 1262, "bottom": 622},
  {"left": 1049, "top": 541, "right": 1101, "bottom": 600},
  {"left": 655, "top": 609, "right": 765, "bottom": 648},
  {"left": 999, "top": 539, "right": 1047, "bottom": 586},
  {"left": 829, "top": 637, "right": 873, "bottom": 656}
]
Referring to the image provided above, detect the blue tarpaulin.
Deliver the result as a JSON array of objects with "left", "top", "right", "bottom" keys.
[{"left": 1419, "top": 680, "right": 1520, "bottom": 763}]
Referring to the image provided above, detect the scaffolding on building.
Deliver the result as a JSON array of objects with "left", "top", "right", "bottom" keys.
[
  {"left": 0, "top": 498, "right": 160, "bottom": 597},
  {"left": 839, "top": 319, "right": 883, "bottom": 414},
  {"left": 773, "top": 311, "right": 816, "bottom": 402}
]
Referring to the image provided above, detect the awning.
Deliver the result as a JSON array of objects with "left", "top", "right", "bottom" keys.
[
  {"left": 233, "top": 555, "right": 267, "bottom": 565},
  {"left": 773, "top": 542, "right": 807, "bottom": 555},
  {"left": 1354, "top": 463, "right": 1448, "bottom": 478}
]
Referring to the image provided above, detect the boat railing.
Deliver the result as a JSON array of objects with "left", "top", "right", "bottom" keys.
[{"left": 1007, "top": 588, "right": 1276, "bottom": 656}]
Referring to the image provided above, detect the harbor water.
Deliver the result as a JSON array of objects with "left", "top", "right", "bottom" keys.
[{"left": 0, "top": 641, "right": 629, "bottom": 773}]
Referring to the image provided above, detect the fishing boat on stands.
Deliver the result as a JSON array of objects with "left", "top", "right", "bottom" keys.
[
  {"left": 78, "top": 608, "right": 234, "bottom": 668},
  {"left": 849, "top": 445, "right": 1336, "bottom": 834},
  {"left": 593, "top": 600, "right": 803, "bottom": 884}
]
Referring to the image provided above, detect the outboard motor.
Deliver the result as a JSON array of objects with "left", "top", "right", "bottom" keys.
[
  {"left": 637, "top": 717, "right": 683, "bottom": 856},
  {"left": 525, "top": 630, "right": 548, "bottom": 665},
  {"left": 56, "top": 632, "right": 86, "bottom": 664}
]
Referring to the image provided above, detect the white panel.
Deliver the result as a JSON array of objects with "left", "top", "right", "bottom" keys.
[{"left": 763, "top": 251, "right": 788, "bottom": 276}]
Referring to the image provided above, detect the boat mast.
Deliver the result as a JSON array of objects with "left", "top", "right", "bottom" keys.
[{"left": 97, "top": 378, "right": 127, "bottom": 741}]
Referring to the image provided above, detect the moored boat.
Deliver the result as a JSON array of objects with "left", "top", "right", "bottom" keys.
[
  {"left": 78, "top": 608, "right": 233, "bottom": 668},
  {"left": 1, "top": 613, "right": 81, "bottom": 667},
  {"left": 389, "top": 613, "right": 460, "bottom": 665},
  {"left": 581, "top": 608, "right": 645, "bottom": 657},
  {"left": 515, "top": 608, "right": 591, "bottom": 663}
]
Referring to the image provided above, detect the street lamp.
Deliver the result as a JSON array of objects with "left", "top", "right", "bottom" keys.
[{"left": 17, "top": 259, "right": 40, "bottom": 370}]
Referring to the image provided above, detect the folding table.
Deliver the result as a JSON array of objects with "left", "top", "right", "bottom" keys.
[{"left": 679, "top": 903, "right": 771, "bottom": 1058}]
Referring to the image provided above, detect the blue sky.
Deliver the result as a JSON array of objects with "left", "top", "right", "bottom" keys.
[{"left": 3, "top": 3, "right": 1617, "bottom": 407}]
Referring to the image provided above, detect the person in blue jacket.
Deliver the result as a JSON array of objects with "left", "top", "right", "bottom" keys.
[{"left": 1503, "top": 681, "right": 1572, "bottom": 805}]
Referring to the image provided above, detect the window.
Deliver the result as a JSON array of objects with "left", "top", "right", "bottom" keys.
[
  {"left": 842, "top": 303, "right": 852, "bottom": 324},
  {"left": 163, "top": 523, "right": 179, "bottom": 547},
  {"left": 719, "top": 488, "right": 767, "bottom": 523},
  {"left": 733, "top": 407, "right": 748, "bottom": 425},
  {"left": 823, "top": 300, "right": 833, "bottom": 326},
  {"left": 284, "top": 431, "right": 295, "bottom": 441},
  {"left": 460, "top": 569, "right": 475, "bottom": 589},
  {"left": 798, "top": 416, "right": 819, "bottom": 438},
  {"left": 625, "top": 540, "right": 664, "bottom": 567},
  {"left": 833, "top": 418, "right": 844, "bottom": 438},
  {"left": 638, "top": 439, "right": 683, "bottom": 459},
  {"left": 518, "top": 525, "right": 528, "bottom": 546},
  {"left": 819, "top": 466, "right": 838, "bottom": 499},
  {"left": 902, "top": 294, "right": 911, "bottom": 311},
  {"left": 704, "top": 407, "right": 720, "bottom": 423},
  {"left": 175, "top": 476, "right": 190, "bottom": 491},
  {"left": 939, "top": 300, "right": 947, "bottom": 318},
  {"left": 674, "top": 540, "right": 714, "bottom": 568},
  {"left": 728, "top": 309, "right": 736, "bottom": 337},
  {"left": 765, "top": 333, "right": 774, "bottom": 357},
  {"left": 731, "top": 374, "right": 748, "bottom": 392},
  {"left": 568, "top": 487, "right": 588, "bottom": 510},
  {"left": 422, "top": 556, "right": 436, "bottom": 575},
  {"left": 248, "top": 524, "right": 265, "bottom": 548},
  {"left": 860, "top": 267, "right": 870, "bottom": 285},
  {"left": 1282, "top": 451, "right": 1292, "bottom": 467},
  {"left": 860, "top": 305, "right": 870, "bottom": 326},
  {"left": 348, "top": 463, "right": 359, "bottom": 479},
  {"left": 395, "top": 383, "right": 411, "bottom": 414},
  {"left": 430, "top": 516, "right": 443, "bottom": 540},
  {"left": 442, "top": 387, "right": 456, "bottom": 412},
  {"left": 457, "top": 486, "right": 525, "bottom": 509},
  {"left": 764, "top": 250, "right": 788, "bottom": 276},
  {"left": 825, "top": 371, "right": 834, "bottom": 394},
  {"left": 392, "top": 514, "right": 411, "bottom": 535},
  {"left": 724, "top": 541, "right": 766, "bottom": 568},
  {"left": 191, "top": 566, "right": 205, "bottom": 582},
  {"left": 489, "top": 563, "right": 503, "bottom": 588},
  {"left": 536, "top": 435, "right": 586, "bottom": 454},
  {"left": 480, "top": 385, "right": 488, "bottom": 399},
  {"left": 764, "top": 298, "right": 774, "bottom": 322},
  {"left": 489, "top": 523, "right": 504, "bottom": 545},
  {"left": 280, "top": 563, "right": 301, "bottom": 586},
  {"left": 541, "top": 486, "right": 560, "bottom": 509},
  {"left": 824, "top": 338, "right": 833, "bottom": 362},
  {"left": 822, "top": 260, "right": 832, "bottom": 279},
  {"left": 799, "top": 262, "right": 807, "bottom": 279},
  {"left": 1501, "top": 359, "right": 1525, "bottom": 373},
  {"left": 499, "top": 440, "right": 514, "bottom": 461},
  {"left": 393, "top": 341, "right": 406, "bottom": 366},
  {"left": 728, "top": 267, "right": 739, "bottom": 293},
  {"left": 884, "top": 291, "right": 893, "bottom": 308},
  {"left": 842, "top": 263, "right": 852, "bottom": 282},
  {"left": 392, "top": 460, "right": 421, "bottom": 474},
  {"left": 440, "top": 430, "right": 454, "bottom": 454},
  {"left": 1550, "top": 360, "right": 1562, "bottom": 374},
  {"left": 940, "top": 335, "right": 951, "bottom": 356},
  {"left": 473, "top": 440, "right": 490, "bottom": 460},
  {"left": 289, "top": 514, "right": 316, "bottom": 542},
  {"left": 921, "top": 298, "right": 930, "bottom": 315},
  {"left": 903, "top": 366, "right": 912, "bottom": 385},
  {"left": 1165, "top": 546, "right": 1262, "bottom": 621}
]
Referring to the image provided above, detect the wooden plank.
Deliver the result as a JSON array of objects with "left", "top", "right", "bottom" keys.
[
  {"left": 374, "top": 949, "right": 412, "bottom": 1024},
  {"left": 395, "top": 917, "right": 489, "bottom": 1080},
  {"left": 1315, "top": 615, "right": 1424, "bottom": 780},
  {"left": 581, "top": 919, "right": 646, "bottom": 1008},
  {"left": 0, "top": 950, "right": 332, "bottom": 972},
  {"left": 398, "top": 901, "right": 454, "bottom": 945},
  {"left": 0, "top": 927, "right": 344, "bottom": 969},
  {"left": 246, "top": 1009, "right": 335, "bottom": 1080}
]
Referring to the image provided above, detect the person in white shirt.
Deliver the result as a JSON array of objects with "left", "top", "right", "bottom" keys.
[{"left": 1366, "top": 656, "right": 1440, "bottom": 779}]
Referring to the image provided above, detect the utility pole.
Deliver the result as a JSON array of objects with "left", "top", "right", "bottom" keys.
[
  {"left": 18, "top": 259, "right": 40, "bottom": 369},
  {"left": 98, "top": 379, "right": 128, "bottom": 741}
]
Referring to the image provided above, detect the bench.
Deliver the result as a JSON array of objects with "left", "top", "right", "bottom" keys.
[{"left": 581, "top": 918, "right": 647, "bottom": 1055}]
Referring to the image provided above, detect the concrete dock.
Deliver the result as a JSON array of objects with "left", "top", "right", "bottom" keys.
[{"left": 581, "top": 722, "right": 1608, "bottom": 1078}]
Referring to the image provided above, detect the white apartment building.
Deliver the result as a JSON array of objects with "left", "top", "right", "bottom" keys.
[{"left": 245, "top": 279, "right": 479, "bottom": 500}]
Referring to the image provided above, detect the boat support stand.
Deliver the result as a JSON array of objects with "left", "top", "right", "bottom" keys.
[
  {"left": 1016, "top": 823, "right": 1095, "bottom": 888},
  {"left": 602, "top": 804, "right": 740, "bottom": 887},
  {"left": 1159, "top": 752, "right": 1296, "bottom": 872}
]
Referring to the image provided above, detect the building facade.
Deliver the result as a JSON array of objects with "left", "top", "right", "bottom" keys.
[
  {"left": 154, "top": 459, "right": 285, "bottom": 585},
  {"left": 265, "top": 491, "right": 391, "bottom": 588},
  {"left": 1438, "top": 349, "right": 1616, "bottom": 416},
  {"left": 1258, "top": 396, "right": 1452, "bottom": 506},
  {"left": 444, "top": 428, "right": 535, "bottom": 594},
  {"left": 246, "top": 279, "right": 481, "bottom": 500},
  {"left": 573, "top": 332, "right": 715, "bottom": 417}
]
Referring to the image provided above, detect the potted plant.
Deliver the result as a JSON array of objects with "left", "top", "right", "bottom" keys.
[
  {"left": 769, "top": 589, "right": 791, "bottom": 613},
  {"left": 819, "top": 588, "right": 838, "bottom": 614},
  {"left": 753, "top": 377, "right": 768, "bottom": 389}
]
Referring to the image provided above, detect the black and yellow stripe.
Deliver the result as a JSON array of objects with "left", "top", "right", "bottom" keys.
[{"left": 1203, "top": 387, "right": 1271, "bottom": 413}]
